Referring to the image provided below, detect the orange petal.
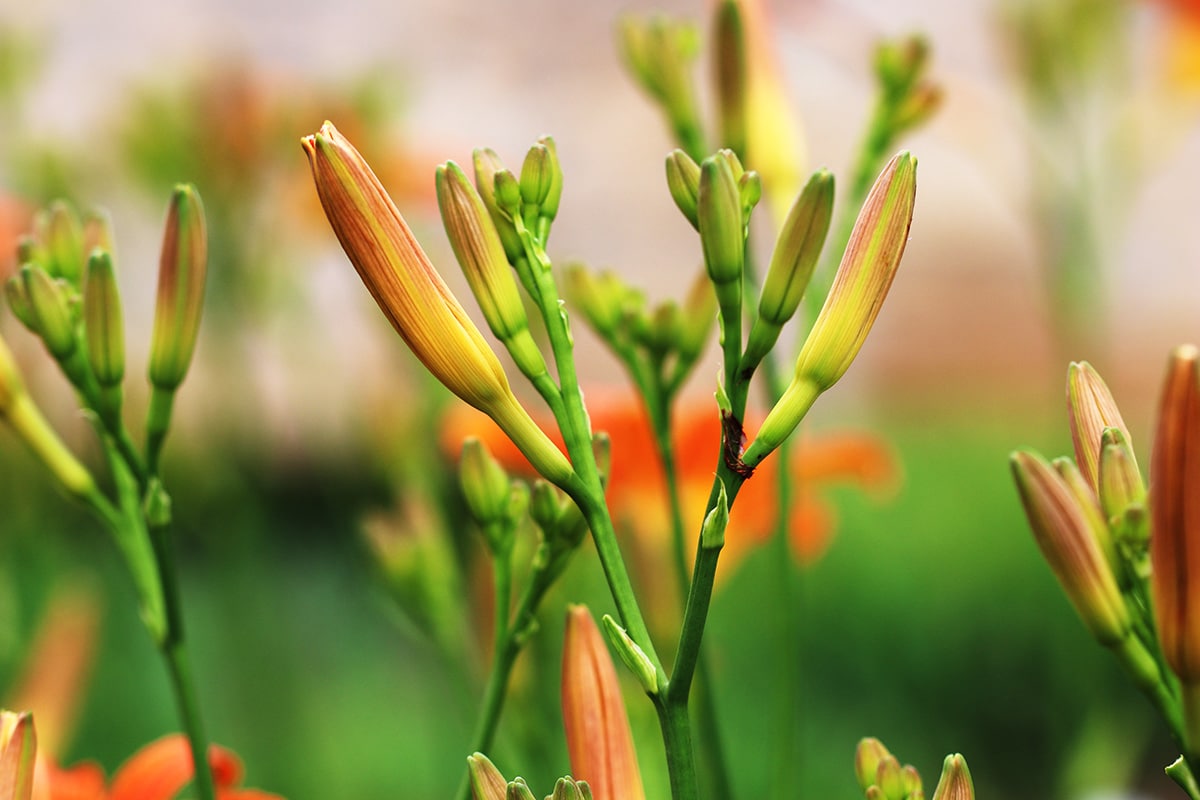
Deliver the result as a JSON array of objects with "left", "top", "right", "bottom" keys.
[
  {"left": 44, "top": 760, "right": 106, "bottom": 800},
  {"left": 108, "top": 735, "right": 242, "bottom": 800}
]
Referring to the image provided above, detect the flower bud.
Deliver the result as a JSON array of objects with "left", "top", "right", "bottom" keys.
[
  {"left": 22, "top": 265, "right": 77, "bottom": 361},
  {"left": 1151, "top": 345, "right": 1200, "bottom": 682},
  {"left": 698, "top": 152, "right": 744, "bottom": 311},
  {"left": 467, "top": 753, "right": 508, "bottom": 800},
  {"left": 617, "top": 16, "right": 704, "bottom": 157},
  {"left": 460, "top": 438, "right": 513, "bottom": 528},
  {"left": 0, "top": 709, "right": 36, "bottom": 800},
  {"left": 550, "top": 777, "right": 592, "bottom": 800},
  {"left": 1052, "top": 456, "right": 1119, "bottom": 578},
  {"left": 665, "top": 150, "right": 701, "bottom": 230},
  {"left": 519, "top": 143, "right": 554, "bottom": 209},
  {"left": 562, "top": 605, "right": 646, "bottom": 800},
  {"left": 930, "top": 754, "right": 973, "bottom": 800},
  {"left": 536, "top": 135, "right": 564, "bottom": 222},
  {"left": 437, "top": 161, "right": 547, "bottom": 381},
  {"left": 4, "top": 275, "right": 37, "bottom": 333},
  {"left": 1067, "top": 361, "right": 1134, "bottom": 493},
  {"left": 506, "top": 779, "right": 536, "bottom": 800},
  {"left": 44, "top": 200, "right": 85, "bottom": 283},
  {"left": 473, "top": 148, "right": 524, "bottom": 263},
  {"left": 713, "top": 0, "right": 747, "bottom": 157},
  {"left": 700, "top": 481, "right": 729, "bottom": 550},
  {"left": 791, "top": 151, "right": 916, "bottom": 392},
  {"left": 600, "top": 614, "right": 658, "bottom": 695},
  {"left": 854, "top": 738, "right": 893, "bottom": 793},
  {"left": 1011, "top": 450, "right": 1130, "bottom": 645},
  {"left": 148, "top": 184, "right": 207, "bottom": 391},
  {"left": 494, "top": 170, "right": 523, "bottom": 220},
  {"left": 304, "top": 122, "right": 572, "bottom": 485},
  {"left": 82, "top": 208, "right": 115, "bottom": 258},
  {"left": 1097, "top": 427, "right": 1145, "bottom": 528},
  {"left": 83, "top": 249, "right": 125, "bottom": 387}
]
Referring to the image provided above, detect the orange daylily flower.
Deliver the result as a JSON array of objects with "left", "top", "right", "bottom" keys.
[
  {"left": 39, "top": 734, "right": 283, "bottom": 800},
  {"left": 1152, "top": 0, "right": 1200, "bottom": 95},
  {"left": 443, "top": 395, "right": 898, "bottom": 567}
]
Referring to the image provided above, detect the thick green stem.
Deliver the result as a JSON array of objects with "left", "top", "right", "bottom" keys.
[
  {"left": 455, "top": 636, "right": 520, "bottom": 800},
  {"left": 656, "top": 697, "right": 700, "bottom": 800}
]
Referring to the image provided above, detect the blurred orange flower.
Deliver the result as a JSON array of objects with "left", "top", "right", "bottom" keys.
[
  {"left": 443, "top": 395, "right": 898, "bottom": 569},
  {"left": 1153, "top": 0, "right": 1200, "bottom": 93},
  {"left": 39, "top": 735, "right": 283, "bottom": 800}
]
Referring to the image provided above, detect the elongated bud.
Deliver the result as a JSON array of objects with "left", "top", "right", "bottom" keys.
[
  {"left": 537, "top": 136, "right": 564, "bottom": 222},
  {"left": 494, "top": 170, "right": 523, "bottom": 220},
  {"left": 700, "top": 481, "right": 729, "bottom": 550},
  {"left": 1011, "top": 450, "right": 1130, "bottom": 645},
  {"left": 665, "top": 150, "right": 701, "bottom": 230},
  {"left": 713, "top": 0, "right": 747, "bottom": 157},
  {"left": 698, "top": 153, "right": 744, "bottom": 311},
  {"left": 743, "top": 169, "right": 834, "bottom": 367},
  {"left": 460, "top": 438, "right": 513, "bottom": 528},
  {"left": 468, "top": 753, "right": 509, "bottom": 800},
  {"left": 23, "top": 265, "right": 76, "bottom": 361},
  {"left": 617, "top": 16, "right": 705, "bottom": 158},
  {"left": 473, "top": 149, "right": 524, "bottom": 263},
  {"left": 875, "top": 755, "right": 906, "bottom": 799},
  {"left": 437, "top": 161, "right": 547, "bottom": 380},
  {"left": 792, "top": 151, "right": 916, "bottom": 391},
  {"left": 562, "top": 605, "right": 647, "bottom": 800},
  {"left": 44, "top": 200, "right": 84, "bottom": 283},
  {"left": 1097, "top": 427, "right": 1145, "bottom": 527},
  {"left": 855, "top": 738, "right": 893, "bottom": 793},
  {"left": 304, "top": 122, "right": 572, "bottom": 485},
  {"left": 83, "top": 249, "right": 125, "bottom": 387},
  {"left": 519, "top": 144, "right": 554, "bottom": 209},
  {"left": 5, "top": 275, "right": 37, "bottom": 332},
  {"left": 0, "top": 710, "right": 36, "bottom": 800},
  {"left": 930, "top": 754, "right": 973, "bottom": 800},
  {"left": 600, "top": 614, "right": 658, "bottom": 695},
  {"left": 1067, "top": 361, "right": 1134, "bottom": 492},
  {"left": 1151, "top": 345, "right": 1200, "bottom": 682},
  {"left": 1052, "top": 456, "right": 1120, "bottom": 578},
  {"left": 506, "top": 779, "right": 536, "bottom": 800},
  {"left": 550, "top": 777, "right": 592, "bottom": 800},
  {"left": 148, "top": 184, "right": 207, "bottom": 391}
]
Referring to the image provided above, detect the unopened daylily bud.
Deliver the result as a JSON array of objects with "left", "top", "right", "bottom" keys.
[
  {"left": 744, "top": 169, "right": 834, "bottom": 367},
  {"left": 473, "top": 149, "right": 524, "bottom": 263},
  {"left": 506, "top": 779, "right": 536, "bottom": 800},
  {"left": 700, "top": 481, "right": 729, "bottom": 550},
  {"left": 698, "top": 153, "right": 744, "bottom": 312},
  {"left": 44, "top": 200, "right": 84, "bottom": 283},
  {"left": 713, "top": 0, "right": 747, "bottom": 157},
  {"left": 519, "top": 143, "right": 554, "bottom": 209},
  {"left": 494, "top": 170, "right": 523, "bottom": 220},
  {"left": 1151, "top": 345, "right": 1200, "bottom": 682},
  {"left": 468, "top": 753, "right": 509, "bottom": 800},
  {"left": 0, "top": 709, "right": 36, "bottom": 800},
  {"left": 536, "top": 136, "right": 564, "bottom": 222},
  {"left": 875, "top": 35, "right": 930, "bottom": 96},
  {"left": 600, "top": 614, "right": 658, "bottom": 695},
  {"left": 550, "top": 777, "right": 591, "bottom": 800},
  {"left": 1097, "top": 427, "right": 1145, "bottom": 527},
  {"left": 148, "top": 184, "right": 207, "bottom": 391},
  {"left": 460, "top": 438, "right": 513, "bottom": 529},
  {"left": 792, "top": 151, "right": 915, "bottom": 392},
  {"left": 1011, "top": 450, "right": 1130, "bottom": 645},
  {"left": 563, "top": 266, "right": 636, "bottom": 342},
  {"left": 5, "top": 275, "right": 36, "bottom": 332},
  {"left": 83, "top": 249, "right": 125, "bottom": 387},
  {"left": 875, "top": 755, "right": 905, "bottom": 799},
  {"left": 901, "top": 765, "right": 923, "bottom": 797},
  {"left": 665, "top": 150, "right": 701, "bottom": 230},
  {"left": 23, "top": 265, "right": 76, "bottom": 361},
  {"left": 82, "top": 208, "right": 115, "bottom": 259},
  {"left": 437, "top": 161, "right": 547, "bottom": 381},
  {"left": 618, "top": 15, "right": 705, "bottom": 158},
  {"left": 304, "top": 122, "right": 572, "bottom": 485},
  {"left": 739, "top": 170, "right": 762, "bottom": 221},
  {"left": 15, "top": 235, "right": 43, "bottom": 271},
  {"left": 1052, "top": 456, "right": 1119, "bottom": 577},
  {"left": 562, "top": 605, "right": 647, "bottom": 800},
  {"left": 1067, "top": 361, "right": 1134, "bottom": 493},
  {"left": 854, "top": 738, "right": 893, "bottom": 792},
  {"left": 930, "top": 754, "right": 973, "bottom": 800}
]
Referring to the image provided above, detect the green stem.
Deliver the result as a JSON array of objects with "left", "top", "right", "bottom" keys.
[{"left": 655, "top": 696, "right": 700, "bottom": 800}]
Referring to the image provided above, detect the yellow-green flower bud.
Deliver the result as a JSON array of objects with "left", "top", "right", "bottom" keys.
[
  {"left": 459, "top": 437, "right": 513, "bottom": 529},
  {"left": 600, "top": 613, "right": 659, "bottom": 695},
  {"left": 0, "top": 709, "right": 36, "bottom": 800},
  {"left": 537, "top": 135, "right": 564, "bottom": 222},
  {"left": 739, "top": 170, "right": 762, "bottom": 222},
  {"left": 743, "top": 169, "right": 834, "bottom": 367},
  {"left": 930, "top": 754, "right": 973, "bottom": 800},
  {"left": 700, "top": 481, "right": 729, "bottom": 549},
  {"left": 563, "top": 265, "right": 639, "bottom": 343},
  {"left": 874, "top": 755, "right": 906, "bottom": 799},
  {"left": 437, "top": 161, "right": 547, "bottom": 381},
  {"left": 148, "top": 184, "right": 207, "bottom": 391},
  {"left": 665, "top": 149, "right": 701, "bottom": 230},
  {"left": 617, "top": 15, "right": 704, "bottom": 157},
  {"left": 550, "top": 777, "right": 591, "bottom": 800},
  {"left": 854, "top": 738, "right": 893, "bottom": 793},
  {"left": 1097, "top": 427, "right": 1144, "bottom": 525},
  {"left": 83, "top": 249, "right": 125, "bottom": 387},
  {"left": 23, "top": 265, "right": 76, "bottom": 361},
  {"left": 874, "top": 34, "right": 930, "bottom": 96},
  {"left": 1011, "top": 450, "right": 1130, "bottom": 645},
  {"left": 5, "top": 275, "right": 37, "bottom": 333},
  {"left": 15, "top": 235, "right": 43, "bottom": 270},
  {"left": 698, "top": 153, "right": 744, "bottom": 309},
  {"left": 519, "top": 143, "right": 554, "bottom": 209},
  {"left": 304, "top": 122, "right": 572, "bottom": 486},
  {"left": 467, "top": 753, "right": 508, "bottom": 800},
  {"left": 1067, "top": 360, "right": 1134, "bottom": 493},
  {"left": 506, "top": 779, "right": 536, "bottom": 800},
  {"left": 713, "top": 0, "right": 747, "bottom": 158},
  {"left": 472, "top": 148, "right": 524, "bottom": 263},
  {"left": 44, "top": 200, "right": 84, "bottom": 284},
  {"left": 493, "top": 169, "right": 522, "bottom": 220}
]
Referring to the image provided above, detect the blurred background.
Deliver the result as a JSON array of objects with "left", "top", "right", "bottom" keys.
[{"left": 0, "top": 0, "right": 1198, "bottom": 797}]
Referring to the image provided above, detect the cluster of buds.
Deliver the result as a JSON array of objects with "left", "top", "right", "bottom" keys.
[
  {"left": 855, "top": 738, "right": 974, "bottom": 800},
  {"left": 871, "top": 36, "right": 942, "bottom": 151},
  {"left": 460, "top": 438, "right": 531, "bottom": 560},
  {"left": 1011, "top": 347, "right": 1200, "bottom": 761},
  {"left": 467, "top": 754, "right": 594, "bottom": 800}
]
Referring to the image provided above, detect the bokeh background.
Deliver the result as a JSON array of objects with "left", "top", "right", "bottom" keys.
[{"left": 1, "top": 0, "right": 1198, "bottom": 798}]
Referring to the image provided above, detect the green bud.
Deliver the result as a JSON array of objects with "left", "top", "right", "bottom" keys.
[
  {"left": 5, "top": 274, "right": 37, "bottom": 332},
  {"left": 744, "top": 169, "right": 834, "bottom": 368},
  {"left": 15, "top": 234, "right": 43, "bottom": 269},
  {"left": 83, "top": 249, "right": 125, "bottom": 387},
  {"left": 506, "top": 778, "right": 537, "bottom": 800},
  {"left": 530, "top": 479, "right": 564, "bottom": 533},
  {"left": 855, "top": 738, "right": 893, "bottom": 792},
  {"left": 930, "top": 754, "right": 973, "bottom": 800},
  {"left": 902, "top": 765, "right": 924, "bottom": 797},
  {"left": 601, "top": 613, "right": 659, "bottom": 694},
  {"left": 519, "top": 143, "right": 554, "bottom": 209},
  {"left": 563, "top": 265, "right": 639, "bottom": 342},
  {"left": 473, "top": 148, "right": 525, "bottom": 263},
  {"left": 617, "top": 15, "right": 705, "bottom": 156},
  {"left": 536, "top": 135, "right": 564, "bottom": 221},
  {"left": 148, "top": 184, "right": 208, "bottom": 391},
  {"left": 437, "top": 161, "right": 547, "bottom": 381},
  {"left": 698, "top": 153, "right": 744, "bottom": 308},
  {"left": 493, "top": 169, "right": 523, "bottom": 220},
  {"left": 460, "top": 438, "right": 513, "bottom": 528},
  {"left": 665, "top": 149, "right": 701, "bottom": 230},
  {"left": 82, "top": 208, "right": 116, "bottom": 259},
  {"left": 1098, "top": 427, "right": 1145, "bottom": 527},
  {"left": 875, "top": 755, "right": 905, "bottom": 799},
  {"left": 467, "top": 753, "right": 509, "bottom": 800},
  {"left": 44, "top": 200, "right": 85, "bottom": 283},
  {"left": 875, "top": 34, "right": 930, "bottom": 96},
  {"left": 23, "top": 265, "right": 77, "bottom": 361},
  {"left": 700, "top": 481, "right": 729, "bottom": 549},
  {"left": 713, "top": 0, "right": 747, "bottom": 157},
  {"left": 1052, "top": 456, "right": 1120, "bottom": 579},
  {"left": 550, "top": 777, "right": 589, "bottom": 800},
  {"left": 738, "top": 170, "right": 762, "bottom": 221},
  {"left": 892, "top": 82, "right": 943, "bottom": 134}
]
